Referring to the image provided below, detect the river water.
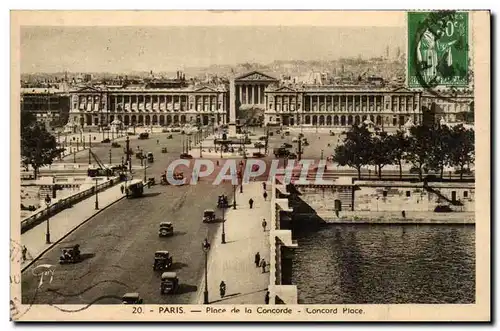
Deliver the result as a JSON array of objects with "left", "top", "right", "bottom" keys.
[{"left": 290, "top": 224, "right": 475, "bottom": 304}]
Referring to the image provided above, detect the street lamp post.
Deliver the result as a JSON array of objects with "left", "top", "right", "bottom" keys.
[
  {"left": 45, "top": 195, "right": 51, "bottom": 244},
  {"left": 221, "top": 206, "right": 226, "bottom": 244},
  {"left": 202, "top": 239, "right": 211, "bottom": 304},
  {"left": 89, "top": 133, "right": 92, "bottom": 148},
  {"left": 143, "top": 151, "right": 147, "bottom": 182},
  {"left": 94, "top": 177, "right": 99, "bottom": 210},
  {"left": 233, "top": 184, "right": 237, "bottom": 210},
  {"left": 109, "top": 149, "right": 112, "bottom": 165}
]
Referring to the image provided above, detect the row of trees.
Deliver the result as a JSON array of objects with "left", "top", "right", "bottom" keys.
[
  {"left": 21, "top": 112, "right": 62, "bottom": 179},
  {"left": 333, "top": 123, "right": 475, "bottom": 180}
]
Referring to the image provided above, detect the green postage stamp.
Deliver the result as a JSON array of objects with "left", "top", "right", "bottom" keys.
[{"left": 408, "top": 11, "right": 469, "bottom": 88}]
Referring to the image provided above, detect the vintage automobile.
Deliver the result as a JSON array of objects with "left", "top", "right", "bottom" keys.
[
  {"left": 159, "top": 222, "right": 174, "bottom": 237},
  {"left": 217, "top": 195, "right": 229, "bottom": 208},
  {"left": 179, "top": 153, "right": 193, "bottom": 159},
  {"left": 161, "top": 147, "right": 168, "bottom": 154},
  {"left": 173, "top": 171, "right": 184, "bottom": 181},
  {"left": 138, "top": 132, "right": 149, "bottom": 140},
  {"left": 135, "top": 151, "right": 143, "bottom": 159},
  {"left": 59, "top": 245, "right": 81, "bottom": 264},
  {"left": 161, "top": 272, "right": 179, "bottom": 294},
  {"left": 203, "top": 209, "right": 216, "bottom": 223},
  {"left": 288, "top": 153, "right": 298, "bottom": 159},
  {"left": 273, "top": 147, "right": 290, "bottom": 158},
  {"left": 166, "top": 134, "right": 173, "bottom": 139},
  {"left": 254, "top": 141, "right": 265, "bottom": 148},
  {"left": 147, "top": 152, "right": 154, "bottom": 163},
  {"left": 292, "top": 137, "right": 299, "bottom": 143},
  {"left": 153, "top": 251, "right": 173, "bottom": 271},
  {"left": 281, "top": 143, "right": 293, "bottom": 149},
  {"left": 122, "top": 292, "right": 143, "bottom": 304}
]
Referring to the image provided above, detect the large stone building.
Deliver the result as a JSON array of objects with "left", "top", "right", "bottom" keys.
[
  {"left": 264, "top": 85, "right": 423, "bottom": 128},
  {"left": 21, "top": 87, "right": 70, "bottom": 126},
  {"left": 67, "top": 84, "right": 228, "bottom": 127},
  {"left": 63, "top": 70, "right": 473, "bottom": 129}
]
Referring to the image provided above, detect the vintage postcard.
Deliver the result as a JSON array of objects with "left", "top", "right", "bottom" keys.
[{"left": 10, "top": 10, "right": 490, "bottom": 322}]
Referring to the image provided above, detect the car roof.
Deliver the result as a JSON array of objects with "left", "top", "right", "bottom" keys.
[
  {"left": 155, "top": 250, "right": 169, "bottom": 254},
  {"left": 123, "top": 292, "right": 139, "bottom": 298},
  {"left": 204, "top": 209, "right": 215, "bottom": 213},
  {"left": 160, "top": 222, "right": 172, "bottom": 226},
  {"left": 161, "top": 272, "right": 177, "bottom": 279}
]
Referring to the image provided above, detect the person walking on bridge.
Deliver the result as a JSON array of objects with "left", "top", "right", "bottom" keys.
[{"left": 249, "top": 198, "right": 254, "bottom": 209}]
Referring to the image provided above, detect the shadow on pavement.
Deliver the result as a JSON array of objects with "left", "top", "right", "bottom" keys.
[
  {"left": 171, "top": 231, "right": 188, "bottom": 237},
  {"left": 141, "top": 192, "right": 162, "bottom": 197},
  {"left": 170, "top": 262, "right": 188, "bottom": 271},
  {"left": 209, "top": 288, "right": 267, "bottom": 304},
  {"left": 80, "top": 253, "right": 96, "bottom": 261},
  {"left": 175, "top": 283, "right": 198, "bottom": 295}
]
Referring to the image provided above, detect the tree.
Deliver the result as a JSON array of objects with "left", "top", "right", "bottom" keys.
[
  {"left": 387, "top": 130, "right": 409, "bottom": 180},
  {"left": 448, "top": 125, "right": 475, "bottom": 180},
  {"left": 427, "top": 124, "right": 452, "bottom": 179},
  {"left": 405, "top": 125, "right": 433, "bottom": 181},
  {"left": 370, "top": 131, "right": 393, "bottom": 179},
  {"left": 333, "top": 124, "right": 373, "bottom": 179},
  {"left": 21, "top": 113, "right": 61, "bottom": 179}
]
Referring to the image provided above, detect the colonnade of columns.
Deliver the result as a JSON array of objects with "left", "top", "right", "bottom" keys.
[{"left": 236, "top": 83, "right": 266, "bottom": 105}]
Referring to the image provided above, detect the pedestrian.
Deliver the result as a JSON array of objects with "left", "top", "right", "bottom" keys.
[
  {"left": 261, "top": 259, "right": 267, "bottom": 273},
  {"left": 120, "top": 185, "right": 124, "bottom": 194},
  {"left": 265, "top": 291, "right": 270, "bottom": 304},
  {"left": 249, "top": 198, "right": 254, "bottom": 209},
  {"left": 402, "top": 210, "right": 406, "bottom": 218},
  {"left": 262, "top": 182, "right": 266, "bottom": 190},
  {"left": 262, "top": 219, "right": 267, "bottom": 232},
  {"left": 219, "top": 281, "right": 226, "bottom": 298},
  {"left": 263, "top": 191, "right": 268, "bottom": 201},
  {"left": 156, "top": 139, "right": 159, "bottom": 145},
  {"left": 21, "top": 246, "right": 27, "bottom": 262},
  {"left": 254, "top": 252, "right": 261, "bottom": 267}
]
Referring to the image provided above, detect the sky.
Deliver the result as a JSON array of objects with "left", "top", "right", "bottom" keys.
[{"left": 21, "top": 26, "right": 405, "bottom": 74}]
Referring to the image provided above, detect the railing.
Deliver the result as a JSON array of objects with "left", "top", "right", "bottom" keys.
[{"left": 21, "top": 176, "right": 120, "bottom": 234}]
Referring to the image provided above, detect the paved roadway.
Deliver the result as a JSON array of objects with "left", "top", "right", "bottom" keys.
[{"left": 22, "top": 132, "right": 234, "bottom": 305}]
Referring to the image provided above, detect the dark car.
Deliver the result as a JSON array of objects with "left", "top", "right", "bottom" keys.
[
  {"left": 59, "top": 245, "right": 81, "bottom": 264},
  {"left": 153, "top": 251, "right": 173, "bottom": 271},
  {"left": 122, "top": 293, "right": 143, "bottom": 304},
  {"left": 254, "top": 141, "right": 265, "bottom": 148},
  {"left": 273, "top": 147, "right": 290, "bottom": 158},
  {"left": 180, "top": 153, "right": 193, "bottom": 159},
  {"left": 159, "top": 222, "right": 174, "bottom": 237},
  {"left": 138, "top": 132, "right": 149, "bottom": 140},
  {"left": 281, "top": 143, "right": 293, "bottom": 148},
  {"left": 161, "top": 272, "right": 179, "bottom": 295},
  {"left": 288, "top": 153, "right": 298, "bottom": 159}
]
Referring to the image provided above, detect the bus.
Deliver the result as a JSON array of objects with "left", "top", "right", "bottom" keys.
[{"left": 125, "top": 179, "right": 144, "bottom": 198}]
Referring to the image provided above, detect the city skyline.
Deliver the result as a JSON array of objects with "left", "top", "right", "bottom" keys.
[{"left": 21, "top": 26, "right": 404, "bottom": 74}]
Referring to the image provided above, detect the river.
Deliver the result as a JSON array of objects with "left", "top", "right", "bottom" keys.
[{"left": 289, "top": 224, "right": 475, "bottom": 304}]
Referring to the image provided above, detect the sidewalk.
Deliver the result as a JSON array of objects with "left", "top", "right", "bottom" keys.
[
  {"left": 21, "top": 183, "right": 126, "bottom": 270},
  {"left": 196, "top": 181, "right": 271, "bottom": 304}
]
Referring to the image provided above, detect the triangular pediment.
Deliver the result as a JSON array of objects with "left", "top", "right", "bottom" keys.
[
  {"left": 194, "top": 86, "right": 217, "bottom": 92},
  {"left": 273, "top": 86, "right": 297, "bottom": 93},
  {"left": 235, "top": 71, "right": 278, "bottom": 82},
  {"left": 75, "top": 85, "right": 105, "bottom": 93}
]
